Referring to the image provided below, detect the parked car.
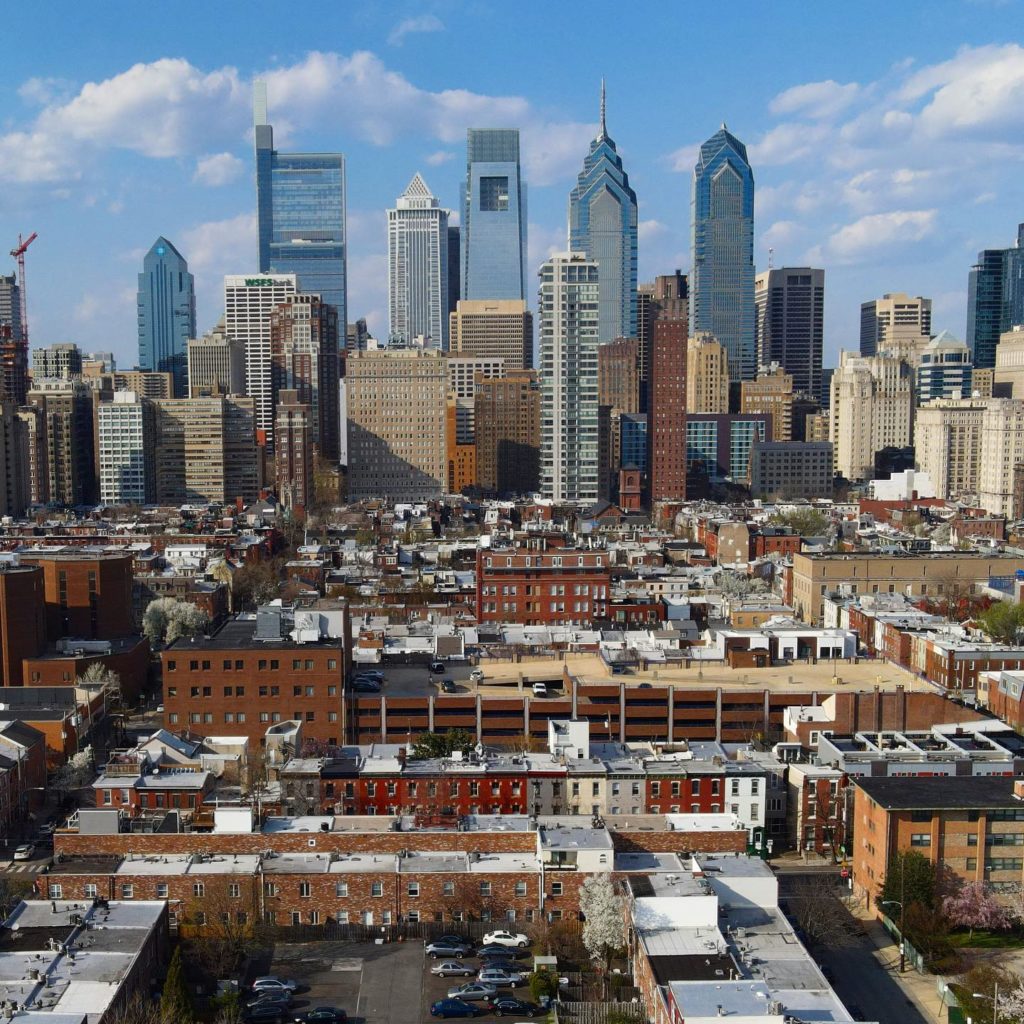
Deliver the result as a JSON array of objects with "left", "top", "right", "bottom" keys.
[
  {"left": 476, "top": 944, "right": 526, "bottom": 960},
  {"left": 476, "top": 956, "right": 519, "bottom": 972},
  {"left": 350, "top": 679, "right": 381, "bottom": 693},
  {"left": 531, "top": 682, "right": 548, "bottom": 698},
  {"left": 441, "top": 679, "right": 457, "bottom": 693},
  {"left": 469, "top": 669, "right": 485, "bottom": 682},
  {"left": 293, "top": 1009, "right": 348, "bottom": 1024},
  {"left": 430, "top": 999, "right": 481, "bottom": 1019},
  {"left": 245, "top": 1004, "right": 286, "bottom": 1023},
  {"left": 355, "top": 670, "right": 384, "bottom": 682},
  {"left": 477, "top": 968, "right": 524, "bottom": 988},
  {"left": 447, "top": 982, "right": 497, "bottom": 1002},
  {"left": 13, "top": 844, "right": 34, "bottom": 861},
  {"left": 251, "top": 978, "right": 299, "bottom": 994},
  {"left": 247, "top": 992, "right": 293, "bottom": 1010},
  {"left": 431, "top": 961, "right": 476, "bottom": 978},
  {"left": 435, "top": 934, "right": 471, "bottom": 945},
  {"left": 482, "top": 930, "right": 530, "bottom": 949},
  {"left": 430, "top": 660, "right": 446, "bottom": 674},
  {"left": 426, "top": 940, "right": 474, "bottom": 959},
  {"left": 486, "top": 997, "right": 541, "bottom": 1017}
]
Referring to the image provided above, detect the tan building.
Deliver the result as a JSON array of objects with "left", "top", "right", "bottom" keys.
[
  {"left": 972, "top": 368, "right": 994, "bottom": 398},
  {"left": 446, "top": 399, "right": 477, "bottom": 494},
  {"left": 686, "top": 332, "right": 729, "bottom": 414},
  {"left": 792, "top": 551, "right": 1024, "bottom": 624},
  {"left": 993, "top": 325, "right": 1024, "bottom": 398},
  {"left": 805, "top": 412, "right": 829, "bottom": 442},
  {"left": 27, "top": 379, "right": 96, "bottom": 506},
  {"left": 978, "top": 398, "right": 1024, "bottom": 518},
  {"left": 449, "top": 299, "right": 532, "bottom": 370},
  {"left": 187, "top": 323, "right": 246, "bottom": 397},
  {"left": 447, "top": 356, "right": 504, "bottom": 445},
  {"left": 275, "top": 390, "right": 312, "bottom": 513},
  {"left": 111, "top": 370, "right": 174, "bottom": 399},
  {"left": 829, "top": 351, "right": 913, "bottom": 481},
  {"left": 152, "top": 396, "right": 258, "bottom": 505},
  {"left": 914, "top": 398, "right": 988, "bottom": 501},
  {"left": 475, "top": 370, "right": 540, "bottom": 496},
  {"left": 860, "top": 292, "right": 931, "bottom": 362},
  {"left": 345, "top": 349, "right": 448, "bottom": 502},
  {"left": 741, "top": 366, "right": 794, "bottom": 441},
  {"left": 598, "top": 338, "right": 642, "bottom": 498},
  {"left": 16, "top": 405, "right": 46, "bottom": 506}
]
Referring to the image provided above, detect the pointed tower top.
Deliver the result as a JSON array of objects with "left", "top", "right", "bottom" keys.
[
  {"left": 600, "top": 79, "right": 607, "bottom": 138},
  {"left": 721, "top": 121, "right": 727, "bottom": 131},
  {"left": 402, "top": 172, "right": 433, "bottom": 199}
]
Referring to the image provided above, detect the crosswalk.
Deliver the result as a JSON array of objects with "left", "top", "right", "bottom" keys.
[{"left": 0, "top": 862, "right": 46, "bottom": 874}]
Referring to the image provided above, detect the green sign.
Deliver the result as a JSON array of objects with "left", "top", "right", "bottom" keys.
[{"left": 244, "top": 278, "right": 276, "bottom": 287}]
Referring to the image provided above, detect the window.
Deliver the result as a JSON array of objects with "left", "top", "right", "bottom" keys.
[
  {"left": 48, "top": 884, "right": 62, "bottom": 898},
  {"left": 193, "top": 883, "right": 205, "bottom": 897},
  {"left": 371, "top": 882, "right": 383, "bottom": 898},
  {"left": 84, "top": 884, "right": 98, "bottom": 899},
  {"left": 407, "top": 882, "right": 420, "bottom": 897},
  {"left": 910, "top": 834, "right": 931, "bottom": 847},
  {"left": 443, "top": 881, "right": 455, "bottom": 897},
  {"left": 264, "top": 883, "right": 278, "bottom": 897},
  {"left": 156, "top": 883, "right": 168, "bottom": 899},
  {"left": 195, "top": 911, "right": 207, "bottom": 925},
  {"left": 987, "top": 857, "right": 1024, "bottom": 872},
  {"left": 480, "top": 175, "right": 510, "bottom": 211},
  {"left": 551, "top": 882, "right": 563, "bottom": 896},
  {"left": 988, "top": 833, "right": 1024, "bottom": 846},
  {"left": 291, "top": 911, "right": 301, "bottom": 926},
  {"left": 336, "top": 882, "right": 349, "bottom": 898},
  {"left": 479, "top": 882, "right": 492, "bottom": 897},
  {"left": 967, "top": 834, "right": 979, "bottom": 846},
  {"left": 121, "top": 884, "right": 134, "bottom": 899},
  {"left": 515, "top": 881, "right": 527, "bottom": 897},
  {"left": 229, "top": 883, "right": 241, "bottom": 898},
  {"left": 299, "top": 882, "right": 311, "bottom": 898},
  {"left": 966, "top": 857, "right": 978, "bottom": 871}
]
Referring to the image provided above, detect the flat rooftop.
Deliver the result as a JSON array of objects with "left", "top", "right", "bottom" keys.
[
  {"left": 166, "top": 617, "right": 342, "bottom": 651},
  {"left": 856, "top": 775, "right": 1024, "bottom": 809},
  {"left": 538, "top": 824, "right": 614, "bottom": 852}
]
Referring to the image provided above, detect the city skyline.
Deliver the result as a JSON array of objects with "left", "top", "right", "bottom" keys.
[{"left": 1, "top": 2, "right": 1023, "bottom": 370}]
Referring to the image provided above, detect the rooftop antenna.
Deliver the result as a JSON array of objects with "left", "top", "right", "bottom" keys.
[{"left": 599, "top": 78, "right": 607, "bottom": 138}]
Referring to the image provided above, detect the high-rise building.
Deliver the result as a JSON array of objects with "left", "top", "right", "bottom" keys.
[
  {"left": 754, "top": 267, "right": 824, "bottom": 398},
  {"left": 915, "top": 331, "right": 973, "bottom": 404},
  {"left": 647, "top": 273, "right": 689, "bottom": 502},
  {"left": 187, "top": 323, "right": 246, "bottom": 397},
  {"left": 620, "top": 413, "right": 647, "bottom": 471},
  {"left": 568, "top": 83, "right": 638, "bottom": 343},
  {"left": 97, "top": 392, "right": 155, "bottom": 506},
  {"left": 346, "top": 318, "right": 370, "bottom": 354},
  {"left": 540, "top": 254, "right": 600, "bottom": 503},
  {"left": 474, "top": 370, "right": 540, "bottom": 496},
  {"left": 16, "top": 406, "right": 47, "bottom": 506},
  {"left": 690, "top": 125, "right": 755, "bottom": 381},
  {"left": 597, "top": 337, "right": 641, "bottom": 498},
  {"left": 0, "top": 273, "right": 21, "bottom": 342},
  {"left": 829, "top": 352, "right": 913, "bottom": 482},
  {"left": 686, "top": 332, "right": 730, "bottom": 414},
  {"left": 447, "top": 356, "right": 504, "bottom": 446},
  {"left": 254, "top": 82, "right": 346, "bottom": 327},
  {"left": 32, "top": 343, "right": 82, "bottom": 381},
  {"left": 224, "top": 273, "right": 298, "bottom": 444},
  {"left": 741, "top": 366, "right": 794, "bottom": 441},
  {"left": 270, "top": 295, "right": 340, "bottom": 460},
  {"left": 967, "top": 224, "right": 1024, "bottom": 370},
  {"left": 446, "top": 398, "right": 477, "bottom": 494},
  {"left": 859, "top": 292, "right": 931, "bottom": 360},
  {"left": 152, "top": 396, "right": 258, "bottom": 505},
  {"left": 0, "top": 403, "right": 28, "bottom": 518},
  {"left": 136, "top": 237, "right": 195, "bottom": 396},
  {"left": 686, "top": 414, "right": 769, "bottom": 486},
  {"left": 914, "top": 397, "right": 988, "bottom": 501},
  {"left": 110, "top": 371, "right": 174, "bottom": 399},
  {"left": 387, "top": 173, "right": 450, "bottom": 347},
  {"left": 345, "top": 350, "right": 448, "bottom": 502},
  {"left": 461, "top": 129, "right": 527, "bottom": 301},
  {"left": 27, "top": 378, "right": 96, "bottom": 506},
  {"left": 993, "top": 326, "right": 1024, "bottom": 399},
  {"left": 0, "top": 325, "right": 28, "bottom": 406},
  {"left": 979, "top": 398, "right": 1024, "bottom": 517},
  {"left": 447, "top": 226, "right": 461, "bottom": 317},
  {"left": 275, "top": 390, "right": 313, "bottom": 513},
  {"left": 449, "top": 299, "right": 532, "bottom": 369}
]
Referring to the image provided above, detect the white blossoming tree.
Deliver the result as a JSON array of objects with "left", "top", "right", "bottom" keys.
[{"left": 579, "top": 873, "right": 626, "bottom": 977}]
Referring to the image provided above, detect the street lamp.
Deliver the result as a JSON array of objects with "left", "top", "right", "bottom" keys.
[
  {"left": 880, "top": 899, "right": 906, "bottom": 973},
  {"left": 971, "top": 984, "right": 999, "bottom": 1024}
]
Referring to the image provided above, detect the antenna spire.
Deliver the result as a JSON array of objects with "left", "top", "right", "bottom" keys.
[{"left": 599, "top": 78, "right": 607, "bottom": 138}]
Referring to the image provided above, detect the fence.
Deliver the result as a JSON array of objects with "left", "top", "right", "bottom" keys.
[{"left": 556, "top": 1001, "right": 647, "bottom": 1024}]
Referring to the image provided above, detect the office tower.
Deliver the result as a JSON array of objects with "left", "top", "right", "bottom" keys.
[
  {"left": 979, "top": 398, "right": 1024, "bottom": 516},
  {"left": 387, "top": 173, "right": 450, "bottom": 347},
  {"left": 914, "top": 398, "right": 988, "bottom": 501},
  {"left": 224, "top": 273, "right": 298, "bottom": 444},
  {"left": 0, "top": 403, "right": 28, "bottom": 517},
  {"left": 449, "top": 299, "right": 532, "bottom": 369},
  {"left": 475, "top": 370, "right": 541, "bottom": 495},
  {"left": 27, "top": 378, "right": 96, "bottom": 505},
  {"left": 16, "top": 406, "right": 46, "bottom": 505},
  {"left": 345, "top": 350, "right": 448, "bottom": 501},
  {"left": 0, "top": 326, "right": 28, "bottom": 406},
  {"left": 993, "top": 326, "right": 1024, "bottom": 398},
  {"left": 270, "top": 295, "right": 340, "bottom": 460},
  {"left": 741, "top": 367, "right": 795, "bottom": 441},
  {"left": 916, "top": 331, "right": 973, "bottom": 403},
  {"left": 86, "top": 352, "right": 116, "bottom": 372},
  {"left": 446, "top": 398, "right": 477, "bottom": 493},
  {"left": 136, "top": 237, "right": 195, "bottom": 396},
  {"left": 0, "top": 274, "right": 21, "bottom": 341},
  {"left": 686, "top": 332, "right": 730, "bottom": 413},
  {"left": 859, "top": 292, "right": 931, "bottom": 360},
  {"left": 188, "top": 323, "right": 246, "bottom": 397},
  {"left": 97, "top": 392, "right": 154, "bottom": 505},
  {"left": 32, "top": 343, "right": 82, "bottom": 381},
  {"left": 254, "top": 82, "right": 347, "bottom": 327},
  {"left": 686, "top": 414, "right": 769, "bottom": 486},
  {"left": 110, "top": 371, "right": 174, "bottom": 399},
  {"left": 152, "top": 396, "right": 258, "bottom": 505},
  {"left": 748, "top": 440, "right": 833, "bottom": 500},
  {"left": 829, "top": 352, "right": 913, "bottom": 481},
  {"left": 447, "top": 226, "right": 461, "bottom": 316},
  {"left": 540, "top": 253, "right": 600, "bottom": 503},
  {"left": 647, "top": 273, "right": 689, "bottom": 502},
  {"left": 568, "top": 83, "right": 638, "bottom": 343},
  {"left": 346, "top": 318, "right": 370, "bottom": 353},
  {"left": 597, "top": 337, "right": 641, "bottom": 498},
  {"left": 275, "top": 390, "right": 313, "bottom": 513},
  {"left": 636, "top": 284, "right": 654, "bottom": 409},
  {"left": 967, "top": 224, "right": 1024, "bottom": 370},
  {"left": 448, "top": 356, "right": 504, "bottom": 446},
  {"left": 620, "top": 413, "right": 647, "bottom": 470},
  {"left": 690, "top": 125, "right": 755, "bottom": 381},
  {"left": 754, "top": 267, "right": 824, "bottom": 398},
  {"left": 461, "top": 129, "right": 527, "bottom": 301}
]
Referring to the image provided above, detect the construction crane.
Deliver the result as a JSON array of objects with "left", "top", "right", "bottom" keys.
[{"left": 10, "top": 232, "right": 38, "bottom": 347}]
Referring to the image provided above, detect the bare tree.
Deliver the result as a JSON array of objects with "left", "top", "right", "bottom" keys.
[
  {"left": 786, "top": 876, "right": 857, "bottom": 949},
  {"left": 181, "top": 885, "right": 267, "bottom": 981},
  {"left": 105, "top": 993, "right": 163, "bottom": 1024}
]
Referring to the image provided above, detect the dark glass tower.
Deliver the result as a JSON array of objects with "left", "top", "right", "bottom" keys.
[
  {"left": 137, "top": 237, "right": 195, "bottom": 397},
  {"left": 967, "top": 224, "right": 1024, "bottom": 369}
]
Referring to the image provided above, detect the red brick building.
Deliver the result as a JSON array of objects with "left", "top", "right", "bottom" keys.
[
  {"left": 0, "top": 563, "right": 46, "bottom": 685},
  {"left": 646, "top": 273, "right": 688, "bottom": 503}
]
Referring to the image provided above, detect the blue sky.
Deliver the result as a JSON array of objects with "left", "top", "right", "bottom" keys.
[{"left": 2, "top": 0, "right": 1023, "bottom": 370}]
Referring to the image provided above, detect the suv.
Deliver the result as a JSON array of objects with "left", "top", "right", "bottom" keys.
[
  {"left": 426, "top": 939, "right": 474, "bottom": 959},
  {"left": 531, "top": 682, "right": 549, "bottom": 698},
  {"left": 441, "top": 679, "right": 457, "bottom": 693},
  {"left": 430, "top": 660, "right": 446, "bottom": 674}
]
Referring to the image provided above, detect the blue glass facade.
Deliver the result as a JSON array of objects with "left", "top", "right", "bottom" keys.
[
  {"left": 461, "top": 130, "right": 527, "bottom": 301},
  {"left": 568, "top": 87, "right": 638, "bottom": 343},
  {"left": 690, "top": 126, "right": 756, "bottom": 381},
  {"left": 620, "top": 412, "right": 647, "bottom": 470},
  {"left": 967, "top": 224, "right": 1024, "bottom": 370},
  {"left": 686, "top": 413, "right": 767, "bottom": 482},
  {"left": 256, "top": 117, "right": 346, "bottom": 328},
  {"left": 137, "top": 237, "right": 195, "bottom": 397}
]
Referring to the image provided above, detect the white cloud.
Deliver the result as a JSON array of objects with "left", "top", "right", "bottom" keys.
[
  {"left": 193, "top": 152, "right": 244, "bottom": 186},
  {"left": 749, "top": 122, "right": 831, "bottom": 166},
  {"left": 825, "top": 209, "right": 937, "bottom": 262},
  {"left": 638, "top": 219, "right": 668, "bottom": 242},
  {"left": 387, "top": 14, "right": 445, "bottom": 46},
  {"left": 665, "top": 142, "right": 699, "bottom": 173},
  {"left": 425, "top": 150, "right": 454, "bottom": 166},
  {"left": 18, "top": 76, "right": 75, "bottom": 106},
  {"left": 769, "top": 79, "right": 861, "bottom": 119},
  {"left": 180, "top": 212, "right": 258, "bottom": 331}
]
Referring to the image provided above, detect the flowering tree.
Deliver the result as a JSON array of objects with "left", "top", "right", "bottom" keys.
[
  {"left": 942, "top": 881, "right": 1009, "bottom": 940},
  {"left": 579, "top": 873, "right": 625, "bottom": 975}
]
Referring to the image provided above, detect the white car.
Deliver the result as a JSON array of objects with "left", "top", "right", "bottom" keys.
[
  {"left": 250, "top": 977, "right": 298, "bottom": 993},
  {"left": 470, "top": 669, "right": 485, "bottom": 682},
  {"left": 481, "top": 930, "right": 530, "bottom": 949},
  {"left": 531, "top": 682, "right": 548, "bottom": 698},
  {"left": 13, "top": 843, "right": 34, "bottom": 861}
]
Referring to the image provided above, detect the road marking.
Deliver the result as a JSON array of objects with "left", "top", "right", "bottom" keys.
[{"left": 332, "top": 958, "right": 363, "bottom": 971}]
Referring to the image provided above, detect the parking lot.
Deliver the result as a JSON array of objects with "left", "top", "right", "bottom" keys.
[{"left": 353, "top": 663, "right": 565, "bottom": 699}]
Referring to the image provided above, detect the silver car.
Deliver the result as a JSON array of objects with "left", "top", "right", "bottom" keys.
[
  {"left": 477, "top": 968, "right": 523, "bottom": 988},
  {"left": 447, "top": 982, "right": 497, "bottom": 1002},
  {"left": 432, "top": 961, "right": 475, "bottom": 978}
]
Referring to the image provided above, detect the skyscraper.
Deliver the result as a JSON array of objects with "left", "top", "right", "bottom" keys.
[
  {"left": 136, "top": 237, "right": 195, "bottom": 396},
  {"left": 916, "top": 331, "right": 972, "bottom": 404},
  {"left": 275, "top": 390, "right": 313, "bottom": 513},
  {"left": 255, "top": 81, "right": 347, "bottom": 328},
  {"left": 539, "top": 253, "right": 600, "bottom": 503},
  {"left": 754, "top": 267, "right": 824, "bottom": 398},
  {"left": 647, "top": 274, "right": 689, "bottom": 502},
  {"left": 966, "top": 224, "right": 1024, "bottom": 370},
  {"left": 461, "top": 129, "right": 527, "bottom": 301},
  {"left": 97, "top": 392, "right": 155, "bottom": 505},
  {"left": 449, "top": 300, "right": 532, "bottom": 369},
  {"left": 860, "top": 292, "right": 931, "bottom": 360},
  {"left": 0, "top": 274, "right": 21, "bottom": 341},
  {"left": 690, "top": 125, "right": 755, "bottom": 381},
  {"left": 187, "top": 323, "right": 246, "bottom": 398},
  {"left": 33, "top": 344, "right": 83, "bottom": 381},
  {"left": 387, "top": 173, "right": 450, "bottom": 347},
  {"left": 568, "top": 82, "right": 638, "bottom": 343}
]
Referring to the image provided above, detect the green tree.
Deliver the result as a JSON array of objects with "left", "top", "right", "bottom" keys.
[
  {"left": 528, "top": 970, "right": 559, "bottom": 1003},
  {"left": 881, "top": 850, "right": 938, "bottom": 911},
  {"left": 409, "top": 728, "right": 475, "bottom": 760},
  {"left": 978, "top": 601, "right": 1024, "bottom": 645},
  {"left": 159, "top": 947, "right": 194, "bottom": 1024},
  {"left": 902, "top": 901, "right": 959, "bottom": 973},
  {"left": 769, "top": 508, "right": 830, "bottom": 537}
]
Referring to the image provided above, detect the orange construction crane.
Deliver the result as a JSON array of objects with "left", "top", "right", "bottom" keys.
[{"left": 10, "top": 232, "right": 38, "bottom": 347}]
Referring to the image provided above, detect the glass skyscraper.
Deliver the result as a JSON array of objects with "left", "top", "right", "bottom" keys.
[
  {"left": 254, "top": 82, "right": 347, "bottom": 329},
  {"left": 461, "top": 129, "right": 527, "bottom": 301},
  {"left": 568, "top": 83, "right": 638, "bottom": 344},
  {"left": 967, "top": 223, "right": 1024, "bottom": 369},
  {"left": 137, "top": 237, "right": 195, "bottom": 397},
  {"left": 690, "top": 125, "right": 756, "bottom": 381}
]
